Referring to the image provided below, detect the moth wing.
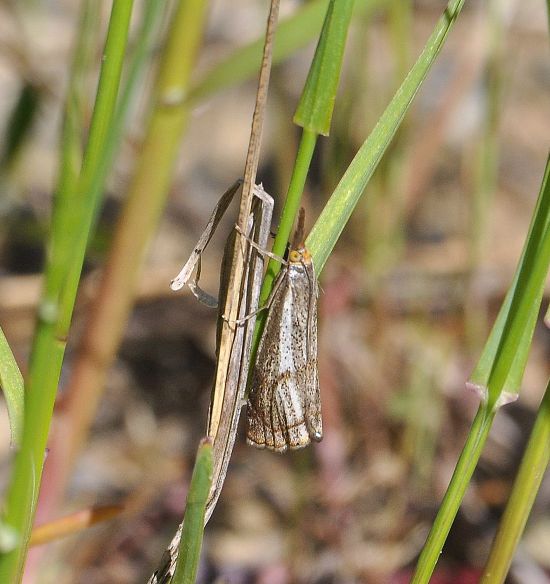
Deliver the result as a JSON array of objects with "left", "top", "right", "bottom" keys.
[
  {"left": 246, "top": 393, "right": 267, "bottom": 448},
  {"left": 304, "top": 264, "right": 322, "bottom": 441},
  {"left": 246, "top": 270, "right": 289, "bottom": 450},
  {"left": 247, "top": 260, "right": 322, "bottom": 451}
]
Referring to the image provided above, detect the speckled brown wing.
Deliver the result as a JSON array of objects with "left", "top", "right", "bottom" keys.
[{"left": 247, "top": 253, "right": 322, "bottom": 452}]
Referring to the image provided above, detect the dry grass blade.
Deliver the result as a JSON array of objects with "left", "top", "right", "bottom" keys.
[{"left": 147, "top": 2, "right": 280, "bottom": 581}]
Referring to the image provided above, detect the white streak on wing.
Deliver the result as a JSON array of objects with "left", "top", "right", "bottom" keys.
[
  {"left": 277, "top": 284, "right": 304, "bottom": 422},
  {"left": 278, "top": 288, "right": 294, "bottom": 373}
]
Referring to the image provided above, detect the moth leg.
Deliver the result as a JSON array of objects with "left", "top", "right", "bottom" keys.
[
  {"left": 223, "top": 266, "right": 288, "bottom": 326},
  {"left": 234, "top": 224, "right": 287, "bottom": 265},
  {"left": 171, "top": 179, "right": 242, "bottom": 291},
  {"left": 230, "top": 304, "right": 267, "bottom": 326}
]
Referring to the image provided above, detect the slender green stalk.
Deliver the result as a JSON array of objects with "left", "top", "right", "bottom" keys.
[
  {"left": 30, "top": 0, "right": 170, "bottom": 528},
  {"left": 411, "top": 406, "right": 495, "bottom": 583},
  {"left": 51, "top": 0, "right": 99, "bottom": 281},
  {"left": 57, "top": 0, "right": 138, "bottom": 334},
  {"left": 258, "top": 128, "right": 318, "bottom": 307},
  {"left": 251, "top": 0, "right": 353, "bottom": 368},
  {"left": 172, "top": 439, "right": 213, "bottom": 584},
  {"left": 83, "top": 0, "right": 169, "bottom": 234},
  {"left": 0, "top": 3, "right": 134, "bottom": 581},
  {"left": 470, "top": 155, "right": 550, "bottom": 404},
  {"left": 481, "top": 379, "right": 550, "bottom": 584},
  {"left": 411, "top": 157, "right": 550, "bottom": 583},
  {"left": 57, "top": 0, "right": 209, "bottom": 489}
]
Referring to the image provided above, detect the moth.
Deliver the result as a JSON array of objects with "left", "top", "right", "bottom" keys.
[{"left": 247, "top": 210, "right": 322, "bottom": 452}]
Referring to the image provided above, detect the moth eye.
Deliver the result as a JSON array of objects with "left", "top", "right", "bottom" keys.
[{"left": 289, "top": 250, "right": 301, "bottom": 262}]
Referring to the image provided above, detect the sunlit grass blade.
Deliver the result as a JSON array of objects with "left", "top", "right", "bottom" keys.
[
  {"left": 480, "top": 378, "right": 550, "bottom": 584},
  {"left": 80, "top": 0, "right": 169, "bottom": 235},
  {"left": 172, "top": 439, "right": 213, "bottom": 584},
  {"left": 0, "top": 326, "right": 24, "bottom": 447},
  {"left": 411, "top": 155, "right": 550, "bottom": 583},
  {"left": 253, "top": 0, "right": 355, "bottom": 364},
  {"left": 294, "top": 0, "right": 354, "bottom": 135},
  {"left": 469, "top": 155, "right": 550, "bottom": 407},
  {"left": 306, "top": 0, "right": 467, "bottom": 272}
]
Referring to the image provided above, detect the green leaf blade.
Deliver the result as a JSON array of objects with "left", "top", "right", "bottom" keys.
[
  {"left": 469, "top": 155, "right": 550, "bottom": 406},
  {"left": 0, "top": 327, "right": 24, "bottom": 447},
  {"left": 306, "top": 0, "right": 467, "bottom": 272},
  {"left": 172, "top": 438, "right": 213, "bottom": 584},
  {"left": 293, "top": 0, "right": 355, "bottom": 135}
]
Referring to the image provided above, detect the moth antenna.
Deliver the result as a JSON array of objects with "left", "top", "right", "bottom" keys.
[{"left": 292, "top": 208, "right": 306, "bottom": 249}]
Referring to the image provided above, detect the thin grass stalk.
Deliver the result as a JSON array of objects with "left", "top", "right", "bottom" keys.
[
  {"left": 57, "top": 0, "right": 208, "bottom": 492},
  {"left": 171, "top": 439, "right": 213, "bottom": 584},
  {"left": 251, "top": 0, "right": 354, "bottom": 364},
  {"left": 411, "top": 156, "right": 550, "bottom": 583},
  {"left": 35, "top": 0, "right": 170, "bottom": 524},
  {"left": 480, "top": 378, "right": 550, "bottom": 583},
  {"left": 0, "top": 2, "right": 135, "bottom": 581},
  {"left": 306, "top": 0, "right": 467, "bottom": 272},
  {"left": 253, "top": 127, "right": 317, "bottom": 345},
  {"left": 411, "top": 405, "right": 495, "bottom": 583},
  {"left": 78, "top": 0, "right": 169, "bottom": 234}
]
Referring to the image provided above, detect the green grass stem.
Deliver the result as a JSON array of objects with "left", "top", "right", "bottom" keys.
[
  {"left": 411, "top": 155, "right": 550, "bottom": 583},
  {"left": 57, "top": 0, "right": 208, "bottom": 488},
  {"left": 470, "top": 155, "right": 550, "bottom": 404},
  {"left": 306, "top": 0, "right": 467, "bottom": 273},
  {"left": 172, "top": 439, "right": 213, "bottom": 584},
  {"left": 258, "top": 128, "right": 317, "bottom": 308},
  {"left": 0, "top": 3, "right": 135, "bottom": 581},
  {"left": 480, "top": 378, "right": 550, "bottom": 584},
  {"left": 411, "top": 405, "right": 496, "bottom": 583}
]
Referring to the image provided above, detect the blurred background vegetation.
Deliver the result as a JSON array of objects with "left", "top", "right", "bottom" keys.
[{"left": 0, "top": 0, "right": 548, "bottom": 582}]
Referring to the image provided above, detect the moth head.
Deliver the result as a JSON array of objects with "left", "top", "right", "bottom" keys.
[{"left": 288, "top": 246, "right": 312, "bottom": 265}]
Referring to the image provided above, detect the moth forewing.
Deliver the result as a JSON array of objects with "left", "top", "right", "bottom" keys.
[{"left": 247, "top": 245, "right": 322, "bottom": 452}]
